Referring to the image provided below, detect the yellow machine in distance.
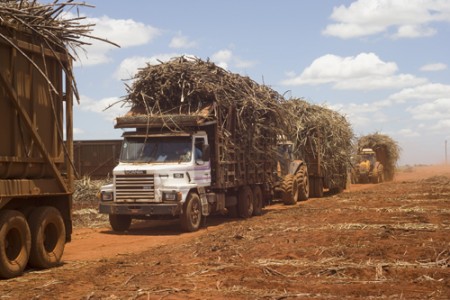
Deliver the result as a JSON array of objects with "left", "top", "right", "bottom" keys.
[{"left": 356, "top": 148, "right": 384, "bottom": 184}]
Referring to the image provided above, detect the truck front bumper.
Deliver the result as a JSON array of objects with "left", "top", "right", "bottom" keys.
[{"left": 99, "top": 202, "right": 181, "bottom": 216}]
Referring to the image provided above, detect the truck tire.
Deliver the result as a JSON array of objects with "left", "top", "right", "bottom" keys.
[
  {"left": 296, "top": 166, "right": 309, "bottom": 201},
  {"left": 109, "top": 214, "right": 132, "bottom": 232},
  {"left": 282, "top": 174, "right": 298, "bottom": 205},
  {"left": 252, "top": 185, "right": 263, "bottom": 216},
  {"left": 28, "top": 206, "right": 65, "bottom": 269},
  {"left": 238, "top": 185, "right": 254, "bottom": 218},
  {"left": 180, "top": 193, "right": 202, "bottom": 232},
  {"left": 310, "top": 177, "right": 324, "bottom": 198},
  {"left": 0, "top": 210, "right": 31, "bottom": 279}
]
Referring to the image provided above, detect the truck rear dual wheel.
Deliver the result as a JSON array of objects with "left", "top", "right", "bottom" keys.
[
  {"left": 238, "top": 185, "right": 254, "bottom": 218},
  {"left": 28, "top": 206, "right": 66, "bottom": 269},
  {"left": 109, "top": 214, "right": 132, "bottom": 232},
  {"left": 0, "top": 210, "right": 31, "bottom": 279},
  {"left": 180, "top": 193, "right": 202, "bottom": 232}
]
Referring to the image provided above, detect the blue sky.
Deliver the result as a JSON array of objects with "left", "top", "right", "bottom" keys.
[{"left": 65, "top": 0, "right": 450, "bottom": 165}]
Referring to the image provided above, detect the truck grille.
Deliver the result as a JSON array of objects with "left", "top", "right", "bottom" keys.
[{"left": 115, "top": 174, "right": 156, "bottom": 202}]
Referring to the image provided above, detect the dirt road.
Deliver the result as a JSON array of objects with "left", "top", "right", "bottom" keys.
[{"left": 1, "top": 165, "right": 449, "bottom": 299}]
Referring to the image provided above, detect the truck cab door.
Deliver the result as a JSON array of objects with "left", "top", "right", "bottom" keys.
[{"left": 192, "top": 137, "right": 211, "bottom": 186}]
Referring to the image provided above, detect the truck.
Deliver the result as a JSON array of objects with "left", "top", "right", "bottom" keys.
[
  {"left": 354, "top": 148, "right": 384, "bottom": 184},
  {"left": 98, "top": 56, "right": 310, "bottom": 232},
  {"left": 99, "top": 105, "right": 280, "bottom": 232},
  {"left": 356, "top": 133, "right": 401, "bottom": 182},
  {"left": 0, "top": 14, "right": 74, "bottom": 278}
]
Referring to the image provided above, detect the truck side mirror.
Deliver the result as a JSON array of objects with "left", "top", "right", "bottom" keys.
[{"left": 202, "top": 144, "right": 210, "bottom": 161}]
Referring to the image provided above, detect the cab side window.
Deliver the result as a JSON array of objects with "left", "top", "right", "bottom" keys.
[{"left": 194, "top": 138, "right": 206, "bottom": 161}]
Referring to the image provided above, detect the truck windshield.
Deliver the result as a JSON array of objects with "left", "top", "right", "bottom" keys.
[{"left": 120, "top": 136, "right": 192, "bottom": 163}]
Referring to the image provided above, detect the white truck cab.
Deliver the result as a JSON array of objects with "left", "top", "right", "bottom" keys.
[{"left": 99, "top": 130, "right": 211, "bottom": 231}]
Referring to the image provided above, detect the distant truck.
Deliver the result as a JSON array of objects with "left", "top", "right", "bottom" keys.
[
  {"left": 0, "top": 21, "right": 74, "bottom": 278},
  {"left": 99, "top": 105, "right": 280, "bottom": 232},
  {"left": 356, "top": 133, "right": 400, "bottom": 182},
  {"left": 355, "top": 148, "right": 384, "bottom": 184}
]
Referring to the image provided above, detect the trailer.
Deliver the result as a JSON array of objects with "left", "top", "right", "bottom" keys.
[
  {"left": 0, "top": 0, "right": 116, "bottom": 279},
  {"left": 0, "top": 23, "right": 74, "bottom": 278}
]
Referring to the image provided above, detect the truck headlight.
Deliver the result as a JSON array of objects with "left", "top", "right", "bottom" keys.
[
  {"left": 163, "top": 191, "right": 181, "bottom": 202},
  {"left": 101, "top": 191, "right": 113, "bottom": 201}
]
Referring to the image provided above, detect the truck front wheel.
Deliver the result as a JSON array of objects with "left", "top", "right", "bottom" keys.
[
  {"left": 0, "top": 210, "right": 31, "bottom": 279},
  {"left": 28, "top": 206, "right": 65, "bottom": 269},
  {"left": 109, "top": 214, "right": 132, "bottom": 232},
  {"left": 180, "top": 193, "right": 202, "bottom": 232}
]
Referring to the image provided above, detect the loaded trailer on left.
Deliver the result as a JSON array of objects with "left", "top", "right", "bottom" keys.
[
  {"left": 0, "top": 1, "right": 117, "bottom": 279},
  {"left": 0, "top": 22, "right": 74, "bottom": 279}
]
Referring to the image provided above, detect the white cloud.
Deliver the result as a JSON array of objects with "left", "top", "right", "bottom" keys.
[
  {"left": 394, "top": 24, "right": 436, "bottom": 38},
  {"left": 420, "top": 63, "right": 448, "bottom": 72},
  {"left": 78, "top": 95, "right": 130, "bottom": 121},
  {"left": 211, "top": 49, "right": 233, "bottom": 69},
  {"left": 114, "top": 56, "right": 151, "bottom": 81},
  {"left": 169, "top": 33, "right": 197, "bottom": 49},
  {"left": 74, "top": 15, "right": 161, "bottom": 66},
  {"left": 329, "top": 101, "right": 389, "bottom": 129},
  {"left": 73, "top": 128, "right": 85, "bottom": 136},
  {"left": 92, "top": 16, "right": 160, "bottom": 47},
  {"left": 388, "top": 83, "right": 450, "bottom": 103},
  {"left": 209, "top": 49, "right": 256, "bottom": 70},
  {"left": 323, "top": 0, "right": 450, "bottom": 39},
  {"left": 430, "top": 119, "right": 450, "bottom": 131},
  {"left": 397, "top": 128, "right": 420, "bottom": 137},
  {"left": 281, "top": 52, "right": 427, "bottom": 90},
  {"left": 407, "top": 98, "right": 450, "bottom": 120}
]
